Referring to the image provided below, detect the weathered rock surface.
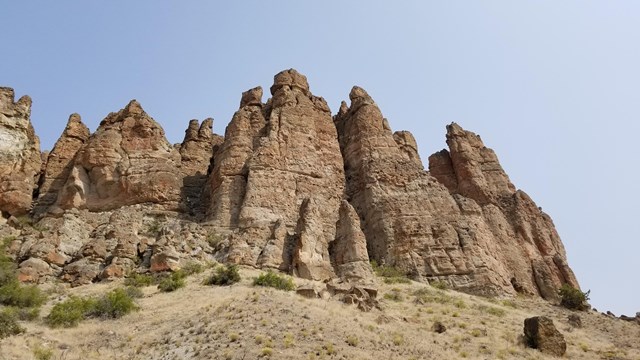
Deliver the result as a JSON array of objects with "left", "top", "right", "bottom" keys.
[
  {"left": 0, "top": 87, "right": 41, "bottom": 216},
  {"left": 34, "top": 113, "right": 90, "bottom": 215},
  {"left": 209, "top": 70, "right": 346, "bottom": 282},
  {"left": 336, "top": 86, "right": 578, "bottom": 299},
  {"left": 55, "top": 100, "right": 182, "bottom": 211},
  {"left": 0, "top": 70, "right": 579, "bottom": 300},
  {"left": 524, "top": 316, "right": 567, "bottom": 356},
  {"left": 179, "top": 118, "right": 223, "bottom": 215},
  {"left": 330, "top": 200, "right": 374, "bottom": 283}
]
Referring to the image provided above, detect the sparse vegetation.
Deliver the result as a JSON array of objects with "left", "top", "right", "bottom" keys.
[
  {"left": 205, "top": 264, "right": 241, "bottom": 286},
  {"left": 157, "top": 271, "right": 186, "bottom": 292},
  {"left": 0, "top": 236, "right": 47, "bottom": 315},
  {"left": 207, "top": 233, "right": 225, "bottom": 249},
  {"left": 558, "top": 284, "right": 590, "bottom": 310},
  {"left": 0, "top": 310, "right": 24, "bottom": 339},
  {"left": 146, "top": 218, "right": 163, "bottom": 237},
  {"left": 261, "top": 347, "right": 273, "bottom": 357},
  {"left": 383, "top": 288, "right": 404, "bottom": 302},
  {"left": 346, "top": 335, "right": 359, "bottom": 346},
  {"left": 253, "top": 270, "right": 295, "bottom": 291},
  {"left": 46, "top": 288, "right": 138, "bottom": 328},
  {"left": 124, "top": 273, "right": 155, "bottom": 287},
  {"left": 181, "top": 261, "right": 205, "bottom": 276},
  {"left": 430, "top": 280, "right": 448, "bottom": 290},
  {"left": 370, "top": 260, "right": 411, "bottom": 284},
  {"left": 32, "top": 345, "right": 54, "bottom": 360}
]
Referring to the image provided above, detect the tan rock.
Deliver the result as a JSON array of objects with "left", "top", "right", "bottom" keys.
[
  {"left": 34, "top": 113, "right": 90, "bottom": 215},
  {"left": 179, "top": 118, "right": 223, "bottom": 215},
  {"left": 336, "top": 86, "right": 578, "bottom": 299},
  {"left": 524, "top": 316, "right": 566, "bottom": 356},
  {"left": 291, "top": 198, "right": 334, "bottom": 281},
  {"left": 210, "top": 70, "right": 345, "bottom": 281},
  {"left": 330, "top": 200, "right": 374, "bottom": 283},
  {"left": 55, "top": 100, "right": 182, "bottom": 211},
  {"left": 17, "top": 257, "right": 51, "bottom": 283},
  {"left": 0, "top": 87, "right": 41, "bottom": 216}
]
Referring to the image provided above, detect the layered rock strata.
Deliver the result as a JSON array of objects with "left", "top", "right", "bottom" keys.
[
  {"left": 335, "top": 86, "right": 579, "bottom": 298},
  {"left": 0, "top": 87, "right": 41, "bottom": 216},
  {"left": 0, "top": 70, "right": 579, "bottom": 300},
  {"left": 207, "top": 70, "right": 346, "bottom": 281}
]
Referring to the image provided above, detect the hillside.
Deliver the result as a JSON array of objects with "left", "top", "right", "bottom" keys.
[{"left": 1, "top": 266, "right": 638, "bottom": 359}]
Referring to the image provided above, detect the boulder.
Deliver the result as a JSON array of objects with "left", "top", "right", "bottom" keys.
[{"left": 524, "top": 316, "right": 566, "bottom": 356}]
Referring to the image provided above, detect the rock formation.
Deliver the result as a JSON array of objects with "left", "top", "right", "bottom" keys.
[
  {"left": 34, "top": 113, "right": 90, "bottom": 215},
  {"left": 0, "top": 87, "right": 41, "bottom": 216},
  {"left": 54, "top": 100, "right": 182, "bottom": 212},
  {"left": 208, "top": 70, "right": 346, "bottom": 281},
  {"left": 335, "top": 86, "right": 578, "bottom": 299},
  {"left": 178, "top": 118, "right": 223, "bottom": 215},
  {"left": 0, "top": 70, "right": 580, "bottom": 301}
]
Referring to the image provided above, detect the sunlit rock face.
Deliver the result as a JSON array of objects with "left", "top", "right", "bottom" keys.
[
  {"left": 54, "top": 100, "right": 182, "bottom": 212},
  {"left": 1, "top": 70, "right": 579, "bottom": 300},
  {"left": 0, "top": 87, "right": 41, "bottom": 217}
]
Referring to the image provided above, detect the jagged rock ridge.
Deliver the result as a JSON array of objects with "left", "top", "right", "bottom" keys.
[{"left": 0, "top": 70, "right": 579, "bottom": 299}]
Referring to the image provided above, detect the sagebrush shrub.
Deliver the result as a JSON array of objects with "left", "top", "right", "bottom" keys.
[
  {"left": 205, "top": 265, "right": 241, "bottom": 286},
  {"left": 90, "top": 288, "right": 139, "bottom": 318},
  {"left": 46, "top": 296, "right": 96, "bottom": 328},
  {"left": 46, "top": 288, "right": 138, "bottom": 328},
  {"left": 157, "top": 271, "right": 186, "bottom": 292},
  {"left": 0, "top": 310, "right": 24, "bottom": 339},
  {"left": 252, "top": 270, "right": 295, "bottom": 291}
]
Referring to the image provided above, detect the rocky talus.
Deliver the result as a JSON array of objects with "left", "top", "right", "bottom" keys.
[{"left": 0, "top": 69, "right": 579, "bottom": 300}]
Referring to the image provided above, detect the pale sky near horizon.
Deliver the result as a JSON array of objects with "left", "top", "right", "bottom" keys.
[{"left": 1, "top": 1, "right": 638, "bottom": 315}]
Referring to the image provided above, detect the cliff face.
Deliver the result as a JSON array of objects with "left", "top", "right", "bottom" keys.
[
  {"left": 0, "top": 88, "right": 41, "bottom": 217},
  {"left": 0, "top": 70, "right": 579, "bottom": 299}
]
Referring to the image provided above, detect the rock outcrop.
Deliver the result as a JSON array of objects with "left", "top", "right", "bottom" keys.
[
  {"left": 0, "top": 70, "right": 579, "bottom": 300},
  {"left": 0, "top": 87, "right": 41, "bottom": 216},
  {"left": 208, "top": 70, "right": 346, "bottom": 281},
  {"left": 178, "top": 118, "right": 223, "bottom": 215},
  {"left": 54, "top": 100, "right": 182, "bottom": 211},
  {"left": 336, "top": 85, "right": 578, "bottom": 298},
  {"left": 34, "top": 113, "right": 90, "bottom": 215}
]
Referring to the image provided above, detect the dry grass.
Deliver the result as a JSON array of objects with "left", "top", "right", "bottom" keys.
[{"left": 0, "top": 267, "right": 639, "bottom": 359}]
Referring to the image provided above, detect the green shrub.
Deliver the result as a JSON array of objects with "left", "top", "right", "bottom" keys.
[
  {"left": 124, "top": 273, "right": 155, "bottom": 287},
  {"left": 0, "top": 236, "right": 47, "bottom": 309},
  {"left": 46, "top": 296, "right": 97, "bottom": 328},
  {"left": 90, "top": 288, "right": 139, "bottom": 319},
  {"left": 253, "top": 270, "right": 295, "bottom": 291},
  {"left": 157, "top": 271, "right": 186, "bottom": 292},
  {"left": 0, "top": 310, "right": 24, "bottom": 338},
  {"left": 413, "top": 287, "right": 453, "bottom": 304},
  {"left": 205, "top": 265, "right": 241, "bottom": 286},
  {"left": 383, "top": 289, "right": 404, "bottom": 302},
  {"left": 46, "top": 289, "right": 138, "bottom": 327},
  {"left": 430, "top": 280, "right": 448, "bottom": 290},
  {"left": 2, "top": 306, "right": 40, "bottom": 321},
  {"left": 181, "top": 261, "right": 205, "bottom": 276},
  {"left": 0, "top": 280, "right": 47, "bottom": 308},
  {"left": 124, "top": 286, "right": 144, "bottom": 299},
  {"left": 370, "top": 260, "right": 411, "bottom": 284},
  {"left": 558, "top": 284, "right": 590, "bottom": 310},
  {"left": 32, "top": 345, "right": 54, "bottom": 360}
]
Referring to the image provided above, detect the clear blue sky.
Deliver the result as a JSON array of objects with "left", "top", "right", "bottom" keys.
[{"left": 2, "top": 1, "right": 638, "bottom": 315}]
